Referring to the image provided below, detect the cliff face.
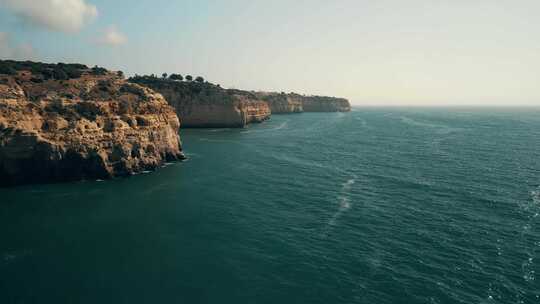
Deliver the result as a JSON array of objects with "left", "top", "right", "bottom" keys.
[
  {"left": 233, "top": 93, "right": 272, "bottom": 124},
  {"left": 302, "top": 96, "right": 351, "bottom": 112},
  {"left": 129, "top": 77, "right": 270, "bottom": 128},
  {"left": 0, "top": 61, "right": 184, "bottom": 186},
  {"left": 257, "top": 92, "right": 303, "bottom": 114},
  {"left": 256, "top": 92, "right": 351, "bottom": 113}
]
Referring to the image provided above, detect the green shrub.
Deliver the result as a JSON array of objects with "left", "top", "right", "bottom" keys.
[
  {"left": 169, "top": 73, "right": 183, "bottom": 81},
  {"left": 0, "top": 59, "right": 94, "bottom": 80},
  {"left": 90, "top": 66, "right": 108, "bottom": 75}
]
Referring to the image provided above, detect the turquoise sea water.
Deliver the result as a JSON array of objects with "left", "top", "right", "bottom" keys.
[{"left": 1, "top": 108, "right": 539, "bottom": 303}]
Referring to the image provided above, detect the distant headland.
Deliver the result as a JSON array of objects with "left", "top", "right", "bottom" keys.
[{"left": 129, "top": 74, "right": 351, "bottom": 128}]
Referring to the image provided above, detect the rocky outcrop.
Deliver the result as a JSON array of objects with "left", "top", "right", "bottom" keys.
[
  {"left": 256, "top": 92, "right": 351, "bottom": 113},
  {"left": 257, "top": 92, "right": 303, "bottom": 114},
  {"left": 0, "top": 61, "right": 184, "bottom": 186},
  {"left": 233, "top": 93, "right": 272, "bottom": 124},
  {"left": 129, "top": 77, "right": 270, "bottom": 128},
  {"left": 302, "top": 96, "right": 351, "bottom": 112}
]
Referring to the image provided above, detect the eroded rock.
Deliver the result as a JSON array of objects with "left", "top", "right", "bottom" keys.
[
  {"left": 129, "top": 77, "right": 271, "bottom": 128},
  {"left": 0, "top": 62, "right": 185, "bottom": 186}
]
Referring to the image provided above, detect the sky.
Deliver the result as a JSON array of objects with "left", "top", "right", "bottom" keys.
[{"left": 0, "top": 0, "right": 539, "bottom": 106}]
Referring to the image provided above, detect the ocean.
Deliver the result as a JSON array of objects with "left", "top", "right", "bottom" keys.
[{"left": 1, "top": 108, "right": 539, "bottom": 303}]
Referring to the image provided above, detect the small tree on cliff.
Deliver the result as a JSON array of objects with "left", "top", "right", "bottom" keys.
[
  {"left": 195, "top": 76, "right": 204, "bottom": 83},
  {"left": 162, "top": 73, "right": 168, "bottom": 78},
  {"left": 91, "top": 65, "right": 107, "bottom": 75},
  {"left": 169, "top": 74, "right": 183, "bottom": 81},
  {"left": 185, "top": 75, "right": 193, "bottom": 81}
]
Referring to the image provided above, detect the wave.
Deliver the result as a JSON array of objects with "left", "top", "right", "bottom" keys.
[
  {"left": 516, "top": 187, "right": 540, "bottom": 283},
  {"left": 399, "top": 116, "right": 464, "bottom": 157},
  {"left": 273, "top": 121, "right": 289, "bottom": 130},
  {"left": 198, "top": 138, "right": 239, "bottom": 144},
  {"left": 354, "top": 117, "right": 368, "bottom": 127},
  {"left": 520, "top": 187, "right": 540, "bottom": 217},
  {"left": 327, "top": 196, "right": 351, "bottom": 227},
  {"left": 242, "top": 121, "right": 289, "bottom": 134},
  {"left": 261, "top": 150, "right": 355, "bottom": 178},
  {"left": 400, "top": 116, "right": 463, "bottom": 135},
  {"left": 2, "top": 249, "right": 31, "bottom": 264},
  {"left": 342, "top": 178, "right": 355, "bottom": 191},
  {"left": 430, "top": 137, "right": 450, "bottom": 157},
  {"left": 183, "top": 152, "right": 199, "bottom": 158},
  {"left": 522, "top": 256, "right": 535, "bottom": 282},
  {"left": 532, "top": 187, "right": 540, "bottom": 205}
]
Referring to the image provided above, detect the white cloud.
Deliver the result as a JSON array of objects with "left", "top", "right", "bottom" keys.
[
  {"left": 0, "top": 32, "right": 36, "bottom": 59},
  {"left": 0, "top": 0, "right": 98, "bottom": 33},
  {"left": 97, "top": 25, "right": 127, "bottom": 46}
]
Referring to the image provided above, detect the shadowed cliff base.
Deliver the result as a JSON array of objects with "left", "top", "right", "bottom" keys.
[{"left": 0, "top": 60, "right": 185, "bottom": 187}]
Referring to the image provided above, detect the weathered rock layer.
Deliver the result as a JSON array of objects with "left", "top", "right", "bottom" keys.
[
  {"left": 257, "top": 92, "right": 351, "bottom": 113},
  {"left": 302, "top": 96, "right": 351, "bottom": 112},
  {"left": 257, "top": 92, "right": 304, "bottom": 114},
  {"left": 129, "top": 77, "right": 270, "bottom": 128},
  {"left": 0, "top": 61, "right": 184, "bottom": 186}
]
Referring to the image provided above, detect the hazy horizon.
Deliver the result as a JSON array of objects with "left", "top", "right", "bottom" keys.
[{"left": 1, "top": 0, "right": 539, "bottom": 106}]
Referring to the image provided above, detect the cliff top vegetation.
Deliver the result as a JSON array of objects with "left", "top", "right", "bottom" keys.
[
  {"left": 129, "top": 74, "right": 245, "bottom": 105},
  {"left": 0, "top": 60, "right": 118, "bottom": 81}
]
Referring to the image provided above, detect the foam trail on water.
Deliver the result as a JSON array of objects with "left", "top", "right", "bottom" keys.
[
  {"left": 246, "top": 121, "right": 289, "bottom": 134},
  {"left": 199, "top": 138, "right": 238, "bottom": 144},
  {"left": 322, "top": 177, "right": 356, "bottom": 237},
  {"left": 328, "top": 196, "right": 351, "bottom": 227},
  {"left": 343, "top": 178, "right": 355, "bottom": 190},
  {"left": 2, "top": 249, "right": 31, "bottom": 264},
  {"left": 355, "top": 117, "right": 368, "bottom": 127},
  {"left": 399, "top": 116, "right": 463, "bottom": 135},
  {"left": 274, "top": 121, "right": 288, "bottom": 130}
]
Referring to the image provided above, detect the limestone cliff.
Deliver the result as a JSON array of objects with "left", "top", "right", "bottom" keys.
[
  {"left": 0, "top": 60, "right": 184, "bottom": 186},
  {"left": 129, "top": 77, "right": 270, "bottom": 128},
  {"left": 256, "top": 92, "right": 351, "bottom": 113},
  {"left": 301, "top": 95, "right": 351, "bottom": 112},
  {"left": 256, "top": 92, "right": 303, "bottom": 114}
]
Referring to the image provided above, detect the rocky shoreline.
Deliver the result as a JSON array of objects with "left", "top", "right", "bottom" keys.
[
  {"left": 0, "top": 61, "right": 184, "bottom": 186},
  {"left": 0, "top": 60, "right": 350, "bottom": 186}
]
